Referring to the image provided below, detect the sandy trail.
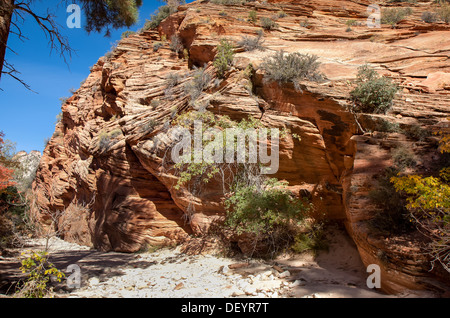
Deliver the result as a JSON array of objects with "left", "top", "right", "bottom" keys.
[{"left": 0, "top": 224, "right": 436, "bottom": 298}]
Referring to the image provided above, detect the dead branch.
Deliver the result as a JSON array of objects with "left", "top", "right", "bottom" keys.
[{"left": 13, "top": 1, "right": 73, "bottom": 63}]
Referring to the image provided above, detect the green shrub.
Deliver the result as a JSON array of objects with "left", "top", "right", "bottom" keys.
[
  {"left": 276, "top": 10, "right": 287, "bottom": 18},
  {"left": 421, "top": 11, "right": 438, "bottom": 23},
  {"left": 261, "top": 50, "right": 324, "bottom": 91},
  {"left": 183, "top": 67, "right": 211, "bottom": 101},
  {"left": 165, "top": 72, "right": 181, "bottom": 98},
  {"left": 98, "top": 129, "right": 122, "bottom": 151},
  {"left": 224, "top": 179, "right": 311, "bottom": 258},
  {"left": 346, "top": 19, "right": 358, "bottom": 27},
  {"left": 141, "top": 118, "right": 158, "bottom": 134},
  {"left": 143, "top": 5, "right": 172, "bottom": 30},
  {"left": 153, "top": 42, "right": 164, "bottom": 52},
  {"left": 345, "top": 19, "right": 357, "bottom": 32},
  {"left": 59, "top": 96, "right": 69, "bottom": 106},
  {"left": 291, "top": 223, "right": 329, "bottom": 255},
  {"left": 260, "top": 17, "right": 278, "bottom": 30},
  {"left": 299, "top": 19, "right": 310, "bottom": 28},
  {"left": 169, "top": 34, "right": 183, "bottom": 54},
  {"left": 404, "top": 124, "right": 430, "bottom": 141},
  {"left": 183, "top": 48, "right": 189, "bottom": 60},
  {"left": 375, "top": 118, "right": 400, "bottom": 133},
  {"left": 392, "top": 146, "right": 417, "bottom": 169},
  {"left": 55, "top": 112, "right": 63, "bottom": 125},
  {"left": 213, "top": 39, "right": 234, "bottom": 78},
  {"left": 171, "top": 111, "right": 262, "bottom": 189},
  {"left": 166, "top": 72, "right": 180, "bottom": 88},
  {"left": 121, "top": 30, "right": 136, "bottom": 38},
  {"left": 248, "top": 10, "right": 258, "bottom": 23},
  {"left": 211, "top": 0, "right": 246, "bottom": 5},
  {"left": 437, "top": 3, "right": 450, "bottom": 23},
  {"left": 237, "top": 33, "right": 265, "bottom": 51},
  {"left": 381, "top": 7, "right": 413, "bottom": 26},
  {"left": 350, "top": 64, "right": 398, "bottom": 114}
]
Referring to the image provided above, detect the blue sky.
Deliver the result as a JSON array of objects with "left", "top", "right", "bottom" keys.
[{"left": 0, "top": 0, "right": 165, "bottom": 153}]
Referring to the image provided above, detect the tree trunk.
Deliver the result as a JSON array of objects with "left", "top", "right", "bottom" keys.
[{"left": 0, "top": 0, "right": 15, "bottom": 82}]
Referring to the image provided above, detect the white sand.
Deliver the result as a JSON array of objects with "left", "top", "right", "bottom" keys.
[{"left": 1, "top": 225, "right": 434, "bottom": 298}]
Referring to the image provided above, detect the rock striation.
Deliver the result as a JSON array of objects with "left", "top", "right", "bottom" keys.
[{"left": 31, "top": 0, "right": 450, "bottom": 294}]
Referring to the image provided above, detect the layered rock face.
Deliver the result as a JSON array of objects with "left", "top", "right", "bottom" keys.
[{"left": 31, "top": 0, "right": 450, "bottom": 293}]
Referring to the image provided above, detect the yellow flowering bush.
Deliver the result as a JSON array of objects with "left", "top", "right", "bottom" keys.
[
  {"left": 16, "top": 250, "right": 65, "bottom": 298},
  {"left": 391, "top": 128, "right": 450, "bottom": 272}
]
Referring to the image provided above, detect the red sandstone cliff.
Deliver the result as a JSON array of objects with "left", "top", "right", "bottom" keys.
[{"left": 31, "top": 0, "right": 450, "bottom": 294}]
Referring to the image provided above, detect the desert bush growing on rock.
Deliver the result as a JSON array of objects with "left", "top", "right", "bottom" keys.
[
  {"left": 261, "top": 50, "right": 324, "bottom": 91},
  {"left": 299, "top": 19, "right": 310, "bottom": 28},
  {"left": 404, "top": 124, "right": 431, "bottom": 141},
  {"left": 213, "top": 39, "right": 234, "bottom": 78},
  {"left": 121, "top": 30, "right": 136, "bottom": 38},
  {"left": 142, "top": 0, "right": 184, "bottom": 29},
  {"left": 166, "top": 72, "right": 181, "bottom": 89},
  {"left": 170, "top": 111, "right": 263, "bottom": 191},
  {"left": 375, "top": 118, "right": 401, "bottom": 133},
  {"left": 350, "top": 64, "right": 398, "bottom": 114},
  {"left": 143, "top": 5, "right": 172, "bottom": 30},
  {"left": 183, "top": 67, "right": 211, "bottom": 101},
  {"left": 211, "top": 0, "right": 246, "bottom": 5},
  {"left": 260, "top": 17, "right": 278, "bottom": 30},
  {"left": 98, "top": 129, "right": 122, "bottom": 151},
  {"left": 153, "top": 42, "right": 164, "bottom": 52},
  {"left": 165, "top": 72, "right": 181, "bottom": 97},
  {"left": 276, "top": 10, "right": 287, "bottom": 18},
  {"left": 237, "top": 33, "right": 265, "bottom": 51},
  {"left": 141, "top": 118, "right": 158, "bottom": 134},
  {"left": 421, "top": 11, "right": 438, "bottom": 23},
  {"left": 169, "top": 34, "right": 184, "bottom": 54},
  {"left": 381, "top": 7, "right": 413, "bottom": 26},
  {"left": 248, "top": 10, "right": 258, "bottom": 23},
  {"left": 437, "top": 3, "right": 450, "bottom": 23}
]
